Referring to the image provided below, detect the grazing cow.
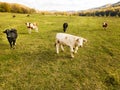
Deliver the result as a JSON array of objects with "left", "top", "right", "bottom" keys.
[
  {"left": 3, "top": 28, "right": 18, "bottom": 49},
  {"left": 27, "top": 14, "right": 30, "bottom": 17},
  {"left": 55, "top": 33, "right": 87, "bottom": 58},
  {"left": 63, "top": 23, "right": 68, "bottom": 32},
  {"left": 102, "top": 22, "right": 108, "bottom": 30},
  {"left": 13, "top": 15, "right": 16, "bottom": 18},
  {"left": 25, "top": 22, "right": 38, "bottom": 34}
]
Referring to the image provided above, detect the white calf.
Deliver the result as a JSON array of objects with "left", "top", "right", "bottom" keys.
[
  {"left": 55, "top": 33, "right": 87, "bottom": 58},
  {"left": 25, "top": 22, "right": 38, "bottom": 34}
]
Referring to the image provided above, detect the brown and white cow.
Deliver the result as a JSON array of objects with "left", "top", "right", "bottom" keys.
[
  {"left": 102, "top": 22, "right": 108, "bottom": 30},
  {"left": 25, "top": 22, "right": 38, "bottom": 34},
  {"left": 55, "top": 33, "right": 87, "bottom": 58}
]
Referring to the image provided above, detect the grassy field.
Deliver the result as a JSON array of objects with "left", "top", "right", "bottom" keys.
[{"left": 0, "top": 12, "right": 120, "bottom": 90}]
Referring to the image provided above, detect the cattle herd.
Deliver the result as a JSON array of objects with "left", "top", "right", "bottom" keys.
[{"left": 2, "top": 15, "right": 108, "bottom": 58}]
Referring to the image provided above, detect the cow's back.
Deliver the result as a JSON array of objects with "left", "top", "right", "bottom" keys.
[
  {"left": 9, "top": 30, "right": 17, "bottom": 39},
  {"left": 56, "top": 33, "right": 78, "bottom": 46}
]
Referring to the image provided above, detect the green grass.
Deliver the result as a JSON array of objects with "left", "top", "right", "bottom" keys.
[{"left": 0, "top": 12, "right": 120, "bottom": 90}]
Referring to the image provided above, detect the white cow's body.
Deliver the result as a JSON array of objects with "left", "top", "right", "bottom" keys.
[{"left": 55, "top": 33, "right": 87, "bottom": 58}]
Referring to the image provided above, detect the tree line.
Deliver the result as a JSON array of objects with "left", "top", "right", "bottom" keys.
[
  {"left": 0, "top": 2, "right": 36, "bottom": 13},
  {"left": 1, "top": 2, "right": 120, "bottom": 17},
  {"left": 79, "top": 7, "right": 120, "bottom": 17}
]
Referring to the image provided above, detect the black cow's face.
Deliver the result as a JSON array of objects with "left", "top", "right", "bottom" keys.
[
  {"left": 3, "top": 29, "right": 10, "bottom": 33},
  {"left": 3, "top": 29, "right": 11, "bottom": 37}
]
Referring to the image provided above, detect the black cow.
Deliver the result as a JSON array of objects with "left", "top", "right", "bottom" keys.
[
  {"left": 63, "top": 23, "right": 68, "bottom": 32},
  {"left": 13, "top": 15, "right": 16, "bottom": 18},
  {"left": 3, "top": 29, "right": 18, "bottom": 49},
  {"left": 27, "top": 14, "right": 30, "bottom": 17}
]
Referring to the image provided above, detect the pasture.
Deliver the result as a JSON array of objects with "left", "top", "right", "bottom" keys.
[{"left": 0, "top": 13, "right": 120, "bottom": 90}]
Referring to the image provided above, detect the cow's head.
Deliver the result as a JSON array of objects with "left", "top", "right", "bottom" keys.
[
  {"left": 3, "top": 29, "right": 11, "bottom": 37},
  {"left": 103, "top": 22, "right": 107, "bottom": 26},
  {"left": 25, "top": 22, "right": 31, "bottom": 28},
  {"left": 3, "top": 29, "right": 9, "bottom": 33},
  {"left": 76, "top": 38, "right": 87, "bottom": 47}
]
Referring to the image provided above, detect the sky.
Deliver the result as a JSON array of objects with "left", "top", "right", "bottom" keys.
[{"left": 0, "top": 0, "right": 120, "bottom": 11}]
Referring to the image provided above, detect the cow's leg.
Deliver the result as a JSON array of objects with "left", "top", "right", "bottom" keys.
[
  {"left": 35, "top": 27, "right": 38, "bottom": 32},
  {"left": 8, "top": 39, "right": 12, "bottom": 48},
  {"left": 56, "top": 43, "right": 59, "bottom": 54},
  {"left": 13, "top": 40, "right": 16, "bottom": 45},
  {"left": 13, "top": 40, "right": 16, "bottom": 49},
  {"left": 9, "top": 41, "right": 12, "bottom": 48},
  {"left": 70, "top": 46, "right": 74, "bottom": 58},
  {"left": 74, "top": 46, "right": 78, "bottom": 53},
  {"left": 56, "top": 40, "right": 60, "bottom": 54},
  {"left": 60, "top": 44, "right": 64, "bottom": 52},
  {"left": 28, "top": 28, "right": 31, "bottom": 34},
  {"left": 55, "top": 40, "right": 59, "bottom": 54}
]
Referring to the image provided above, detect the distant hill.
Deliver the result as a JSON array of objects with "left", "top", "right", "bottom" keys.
[
  {"left": 79, "top": 1, "right": 120, "bottom": 17},
  {"left": 90, "top": 1, "right": 120, "bottom": 10},
  {"left": 112, "top": 1, "right": 120, "bottom": 7},
  {"left": 0, "top": 2, "right": 36, "bottom": 13}
]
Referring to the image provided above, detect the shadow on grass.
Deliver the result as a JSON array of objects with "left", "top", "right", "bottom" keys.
[
  {"left": 51, "top": 29, "right": 64, "bottom": 33},
  {"left": 36, "top": 49, "right": 72, "bottom": 61},
  {"left": 104, "top": 74, "right": 120, "bottom": 89},
  {"left": 19, "top": 32, "right": 28, "bottom": 35},
  {"left": 80, "top": 28, "right": 105, "bottom": 32},
  {"left": 101, "top": 45, "right": 114, "bottom": 56},
  {"left": 0, "top": 43, "right": 10, "bottom": 50},
  {"left": 18, "top": 47, "right": 72, "bottom": 63}
]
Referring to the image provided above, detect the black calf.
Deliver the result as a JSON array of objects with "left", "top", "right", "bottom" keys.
[
  {"left": 63, "top": 23, "right": 68, "bottom": 32},
  {"left": 3, "top": 29, "right": 18, "bottom": 49}
]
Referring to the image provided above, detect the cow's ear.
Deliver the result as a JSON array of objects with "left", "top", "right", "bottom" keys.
[
  {"left": 3, "top": 29, "right": 9, "bottom": 33},
  {"left": 76, "top": 38, "right": 79, "bottom": 42},
  {"left": 3, "top": 30, "right": 6, "bottom": 33},
  {"left": 83, "top": 39, "right": 87, "bottom": 42}
]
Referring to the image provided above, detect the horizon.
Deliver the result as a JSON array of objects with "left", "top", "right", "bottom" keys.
[{"left": 0, "top": 0, "right": 120, "bottom": 11}]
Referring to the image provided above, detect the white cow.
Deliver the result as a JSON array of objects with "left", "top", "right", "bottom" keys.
[
  {"left": 55, "top": 33, "right": 87, "bottom": 58},
  {"left": 25, "top": 22, "right": 38, "bottom": 34}
]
